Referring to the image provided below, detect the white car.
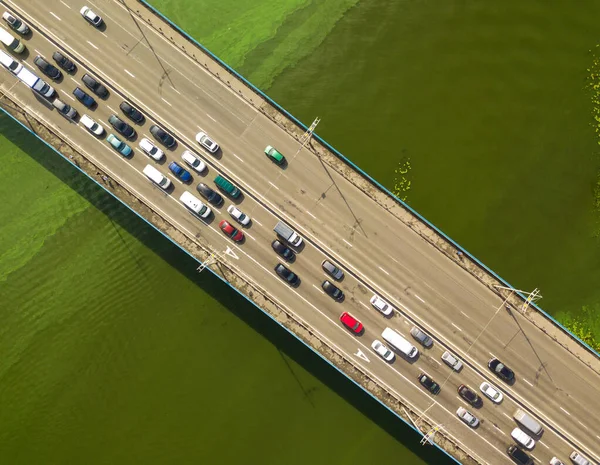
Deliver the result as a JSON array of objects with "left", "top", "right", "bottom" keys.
[
  {"left": 195, "top": 131, "right": 219, "bottom": 153},
  {"left": 180, "top": 191, "right": 211, "bottom": 218},
  {"left": 550, "top": 458, "right": 565, "bottom": 465},
  {"left": 511, "top": 427, "right": 535, "bottom": 449},
  {"left": 441, "top": 350, "right": 463, "bottom": 371},
  {"left": 139, "top": 137, "right": 164, "bottom": 161},
  {"left": 371, "top": 340, "right": 394, "bottom": 362},
  {"left": 369, "top": 294, "right": 393, "bottom": 316},
  {"left": 227, "top": 205, "right": 250, "bottom": 226},
  {"left": 479, "top": 381, "right": 503, "bottom": 403},
  {"left": 456, "top": 406, "right": 479, "bottom": 428},
  {"left": 80, "top": 6, "right": 102, "bottom": 27},
  {"left": 181, "top": 150, "right": 206, "bottom": 172},
  {"left": 80, "top": 114, "right": 104, "bottom": 136}
]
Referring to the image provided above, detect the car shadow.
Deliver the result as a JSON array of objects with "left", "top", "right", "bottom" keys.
[
  {"left": 228, "top": 192, "right": 244, "bottom": 206},
  {"left": 209, "top": 149, "right": 222, "bottom": 160}
]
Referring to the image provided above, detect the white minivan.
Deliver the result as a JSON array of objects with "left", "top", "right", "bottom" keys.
[
  {"left": 381, "top": 327, "right": 418, "bottom": 359},
  {"left": 143, "top": 164, "right": 171, "bottom": 190},
  {"left": 179, "top": 191, "right": 211, "bottom": 218},
  {"left": 0, "top": 26, "right": 24, "bottom": 53}
]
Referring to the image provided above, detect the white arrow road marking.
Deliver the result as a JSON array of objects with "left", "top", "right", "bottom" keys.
[
  {"left": 355, "top": 349, "right": 370, "bottom": 362},
  {"left": 224, "top": 246, "right": 239, "bottom": 260}
]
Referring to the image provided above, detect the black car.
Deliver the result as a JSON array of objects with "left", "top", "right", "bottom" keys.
[
  {"left": 488, "top": 358, "right": 515, "bottom": 383},
  {"left": 52, "top": 51, "right": 76, "bottom": 73},
  {"left": 119, "top": 101, "right": 144, "bottom": 124},
  {"left": 73, "top": 87, "right": 96, "bottom": 108},
  {"left": 108, "top": 115, "right": 136, "bottom": 139},
  {"left": 150, "top": 124, "right": 176, "bottom": 148},
  {"left": 274, "top": 264, "right": 299, "bottom": 286},
  {"left": 507, "top": 445, "right": 533, "bottom": 465},
  {"left": 196, "top": 183, "right": 223, "bottom": 206},
  {"left": 457, "top": 384, "right": 482, "bottom": 407},
  {"left": 33, "top": 55, "right": 62, "bottom": 80},
  {"left": 82, "top": 73, "right": 109, "bottom": 98},
  {"left": 271, "top": 240, "right": 295, "bottom": 261},
  {"left": 322, "top": 280, "right": 344, "bottom": 301},
  {"left": 418, "top": 373, "right": 441, "bottom": 395}
]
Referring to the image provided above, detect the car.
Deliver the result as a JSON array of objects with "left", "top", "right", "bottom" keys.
[
  {"left": 371, "top": 340, "right": 394, "bottom": 362},
  {"left": 418, "top": 373, "right": 440, "bottom": 395},
  {"left": 457, "top": 384, "right": 482, "bottom": 407},
  {"left": 507, "top": 445, "right": 533, "bottom": 465},
  {"left": 82, "top": 73, "right": 108, "bottom": 98},
  {"left": 410, "top": 326, "right": 433, "bottom": 347},
  {"left": 511, "top": 428, "right": 535, "bottom": 450},
  {"left": 0, "top": 51, "right": 22, "bottom": 74},
  {"left": 264, "top": 145, "right": 285, "bottom": 165},
  {"left": 195, "top": 131, "right": 219, "bottom": 153},
  {"left": 179, "top": 191, "right": 211, "bottom": 218},
  {"left": 321, "top": 260, "right": 344, "bottom": 280},
  {"left": 73, "top": 87, "right": 96, "bottom": 108},
  {"left": 271, "top": 240, "right": 295, "bottom": 261},
  {"left": 2, "top": 12, "right": 29, "bottom": 34},
  {"left": 80, "top": 114, "right": 104, "bottom": 136},
  {"left": 138, "top": 138, "right": 164, "bottom": 161},
  {"left": 322, "top": 280, "right": 343, "bottom": 301},
  {"left": 570, "top": 452, "right": 592, "bottom": 465},
  {"left": 33, "top": 55, "right": 62, "bottom": 80},
  {"left": 52, "top": 51, "right": 76, "bottom": 73},
  {"left": 340, "top": 312, "right": 363, "bottom": 334},
  {"left": 181, "top": 150, "right": 206, "bottom": 173},
  {"left": 441, "top": 350, "right": 463, "bottom": 371},
  {"left": 196, "top": 183, "right": 223, "bottom": 205},
  {"left": 274, "top": 263, "right": 299, "bottom": 286},
  {"left": 150, "top": 124, "right": 175, "bottom": 147},
  {"left": 219, "top": 220, "right": 243, "bottom": 242},
  {"left": 488, "top": 358, "right": 515, "bottom": 383},
  {"left": 108, "top": 115, "right": 136, "bottom": 139},
  {"left": 456, "top": 407, "right": 479, "bottom": 428},
  {"left": 479, "top": 382, "right": 503, "bottom": 403},
  {"left": 119, "top": 101, "right": 144, "bottom": 124},
  {"left": 227, "top": 205, "right": 250, "bottom": 226},
  {"left": 107, "top": 134, "right": 132, "bottom": 157},
  {"left": 549, "top": 458, "right": 565, "bottom": 465},
  {"left": 168, "top": 162, "right": 192, "bottom": 182},
  {"left": 52, "top": 99, "right": 77, "bottom": 119},
  {"left": 80, "top": 6, "right": 103, "bottom": 27},
  {"left": 370, "top": 294, "right": 394, "bottom": 316}
]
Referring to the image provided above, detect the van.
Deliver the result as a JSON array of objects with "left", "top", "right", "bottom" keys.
[
  {"left": 0, "top": 26, "right": 24, "bottom": 53},
  {"left": 179, "top": 191, "right": 211, "bottom": 218},
  {"left": 513, "top": 408, "right": 543, "bottom": 436},
  {"left": 15, "top": 66, "right": 55, "bottom": 98},
  {"left": 0, "top": 49, "right": 21, "bottom": 73},
  {"left": 214, "top": 175, "right": 240, "bottom": 198},
  {"left": 143, "top": 164, "right": 171, "bottom": 190},
  {"left": 381, "top": 327, "right": 418, "bottom": 359},
  {"left": 570, "top": 451, "right": 591, "bottom": 465}
]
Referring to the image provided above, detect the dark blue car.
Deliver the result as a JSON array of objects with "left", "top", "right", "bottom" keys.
[
  {"left": 73, "top": 87, "right": 96, "bottom": 108},
  {"left": 168, "top": 162, "right": 192, "bottom": 182}
]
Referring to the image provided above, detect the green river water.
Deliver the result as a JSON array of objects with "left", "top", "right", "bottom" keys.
[{"left": 1, "top": 0, "right": 599, "bottom": 464}]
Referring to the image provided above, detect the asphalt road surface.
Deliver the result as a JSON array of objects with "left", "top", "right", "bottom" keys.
[{"left": 1, "top": 1, "right": 599, "bottom": 464}]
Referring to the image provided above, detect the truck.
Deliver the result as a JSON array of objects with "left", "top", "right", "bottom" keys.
[
  {"left": 15, "top": 66, "right": 55, "bottom": 98},
  {"left": 273, "top": 221, "right": 303, "bottom": 247}
]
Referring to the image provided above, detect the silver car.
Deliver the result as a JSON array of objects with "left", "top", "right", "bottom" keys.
[
  {"left": 456, "top": 407, "right": 479, "bottom": 428},
  {"left": 181, "top": 150, "right": 206, "bottom": 173},
  {"left": 371, "top": 340, "right": 394, "bottom": 362},
  {"left": 80, "top": 114, "right": 104, "bottom": 136},
  {"left": 369, "top": 294, "right": 394, "bottom": 316},
  {"left": 410, "top": 326, "right": 433, "bottom": 348},
  {"left": 441, "top": 350, "right": 463, "bottom": 371},
  {"left": 227, "top": 205, "right": 250, "bottom": 226},
  {"left": 139, "top": 137, "right": 164, "bottom": 161},
  {"left": 195, "top": 131, "right": 219, "bottom": 153},
  {"left": 52, "top": 99, "right": 77, "bottom": 119}
]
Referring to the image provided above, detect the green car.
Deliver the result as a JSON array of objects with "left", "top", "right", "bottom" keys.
[
  {"left": 107, "top": 134, "right": 132, "bottom": 157},
  {"left": 264, "top": 145, "right": 285, "bottom": 165}
]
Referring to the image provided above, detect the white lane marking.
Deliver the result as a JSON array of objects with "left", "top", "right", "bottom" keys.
[
  {"left": 232, "top": 153, "right": 244, "bottom": 163},
  {"left": 355, "top": 349, "right": 370, "bottom": 362},
  {"left": 306, "top": 211, "right": 317, "bottom": 220},
  {"left": 106, "top": 105, "right": 117, "bottom": 113},
  {"left": 414, "top": 294, "right": 425, "bottom": 303},
  {"left": 50, "top": 11, "right": 61, "bottom": 21},
  {"left": 577, "top": 420, "right": 588, "bottom": 430},
  {"left": 206, "top": 113, "right": 217, "bottom": 122},
  {"left": 244, "top": 232, "right": 255, "bottom": 241},
  {"left": 451, "top": 323, "right": 462, "bottom": 332},
  {"left": 166, "top": 174, "right": 183, "bottom": 185},
  {"left": 460, "top": 311, "right": 471, "bottom": 319},
  {"left": 86, "top": 40, "right": 99, "bottom": 50},
  {"left": 312, "top": 284, "right": 325, "bottom": 295},
  {"left": 492, "top": 424, "right": 506, "bottom": 436},
  {"left": 34, "top": 49, "right": 43, "bottom": 55},
  {"left": 489, "top": 352, "right": 496, "bottom": 358},
  {"left": 391, "top": 257, "right": 399, "bottom": 264},
  {"left": 431, "top": 358, "right": 442, "bottom": 367},
  {"left": 59, "top": 0, "right": 71, "bottom": 8},
  {"left": 538, "top": 441, "right": 549, "bottom": 449},
  {"left": 268, "top": 181, "right": 279, "bottom": 190},
  {"left": 378, "top": 266, "right": 390, "bottom": 276},
  {"left": 252, "top": 218, "right": 262, "bottom": 227},
  {"left": 560, "top": 407, "right": 571, "bottom": 416},
  {"left": 161, "top": 97, "right": 172, "bottom": 107},
  {"left": 531, "top": 454, "right": 539, "bottom": 462},
  {"left": 172, "top": 88, "right": 181, "bottom": 95},
  {"left": 359, "top": 301, "right": 369, "bottom": 310},
  {"left": 523, "top": 378, "right": 534, "bottom": 387},
  {"left": 70, "top": 77, "right": 79, "bottom": 85},
  {"left": 343, "top": 239, "right": 353, "bottom": 248},
  {"left": 124, "top": 69, "right": 135, "bottom": 78},
  {"left": 64, "top": 93, "right": 75, "bottom": 101},
  {"left": 502, "top": 412, "right": 512, "bottom": 420}
]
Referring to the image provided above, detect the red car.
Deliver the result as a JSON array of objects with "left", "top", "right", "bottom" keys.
[
  {"left": 340, "top": 312, "right": 363, "bottom": 334},
  {"left": 219, "top": 220, "right": 243, "bottom": 242}
]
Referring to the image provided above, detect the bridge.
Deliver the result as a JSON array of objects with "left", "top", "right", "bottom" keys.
[{"left": 1, "top": 1, "right": 599, "bottom": 464}]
